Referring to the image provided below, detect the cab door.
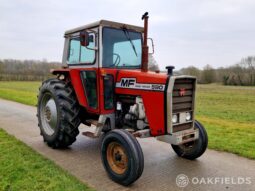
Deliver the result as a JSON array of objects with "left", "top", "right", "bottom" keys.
[
  {"left": 80, "top": 68, "right": 100, "bottom": 114},
  {"left": 66, "top": 30, "right": 101, "bottom": 114}
]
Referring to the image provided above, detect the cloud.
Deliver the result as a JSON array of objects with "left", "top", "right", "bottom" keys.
[{"left": 0, "top": 0, "right": 255, "bottom": 70}]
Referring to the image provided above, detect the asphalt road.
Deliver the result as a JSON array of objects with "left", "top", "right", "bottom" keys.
[{"left": 0, "top": 98, "right": 254, "bottom": 191}]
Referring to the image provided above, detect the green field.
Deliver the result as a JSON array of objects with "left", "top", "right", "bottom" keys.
[
  {"left": 0, "top": 81, "right": 254, "bottom": 159},
  {"left": 0, "top": 81, "right": 40, "bottom": 106},
  {"left": 196, "top": 85, "right": 255, "bottom": 159},
  {"left": 0, "top": 129, "right": 94, "bottom": 191}
]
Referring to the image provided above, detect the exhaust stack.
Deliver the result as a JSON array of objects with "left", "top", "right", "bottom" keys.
[{"left": 141, "top": 12, "right": 149, "bottom": 72}]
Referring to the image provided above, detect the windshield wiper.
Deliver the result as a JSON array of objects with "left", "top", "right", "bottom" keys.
[{"left": 122, "top": 28, "right": 138, "bottom": 57}]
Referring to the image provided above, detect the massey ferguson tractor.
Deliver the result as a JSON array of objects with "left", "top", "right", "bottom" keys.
[{"left": 37, "top": 13, "right": 208, "bottom": 185}]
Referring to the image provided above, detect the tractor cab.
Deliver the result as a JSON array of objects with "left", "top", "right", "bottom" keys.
[
  {"left": 62, "top": 20, "right": 144, "bottom": 69},
  {"left": 58, "top": 20, "right": 148, "bottom": 118}
]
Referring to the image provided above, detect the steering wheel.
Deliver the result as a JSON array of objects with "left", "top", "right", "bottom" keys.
[
  {"left": 113, "top": 53, "right": 121, "bottom": 66},
  {"left": 107, "top": 53, "right": 121, "bottom": 67}
]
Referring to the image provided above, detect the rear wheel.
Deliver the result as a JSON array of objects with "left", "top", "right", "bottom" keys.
[
  {"left": 101, "top": 129, "right": 144, "bottom": 186},
  {"left": 37, "top": 79, "right": 81, "bottom": 148},
  {"left": 171, "top": 120, "right": 208, "bottom": 160}
]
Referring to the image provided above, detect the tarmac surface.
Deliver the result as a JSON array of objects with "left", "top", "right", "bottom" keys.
[{"left": 0, "top": 98, "right": 254, "bottom": 191}]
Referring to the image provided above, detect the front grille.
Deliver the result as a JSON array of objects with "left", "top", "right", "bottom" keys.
[
  {"left": 172, "top": 122, "right": 193, "bottom": 132},
  {"left": 172, "top": 78, "right": 195, "bottom": 133}
]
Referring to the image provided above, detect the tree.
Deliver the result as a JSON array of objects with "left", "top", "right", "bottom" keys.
[
  {"left": 148, "top": 54, "right": 160, "bottom": 71},
  {"left": 0, "top": 59, "right": 61, "bottom": 81},
  {"left": 241, "top": 56, "right": 255, "bottom": 85},
  {"left": 200, "top": 64, "right": 216, "bottom": 84}
]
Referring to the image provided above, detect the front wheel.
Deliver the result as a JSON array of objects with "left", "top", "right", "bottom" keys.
[
  {"left": 171, "top": 120, "right": 208, "bottom": 160},
  {"left": 101, "top": 129, "right": 144, "bottom": 186}
]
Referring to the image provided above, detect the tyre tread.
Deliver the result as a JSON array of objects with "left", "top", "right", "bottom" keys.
[{"left": 37, "top": 78, "right": 81, "bottom": 149}]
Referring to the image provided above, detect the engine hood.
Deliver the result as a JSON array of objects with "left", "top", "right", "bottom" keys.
[{"left": 115, "top": 70, "right": 168, "bottom": 91}]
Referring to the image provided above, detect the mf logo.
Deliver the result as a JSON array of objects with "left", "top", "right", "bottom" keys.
[
  {"left": 116, "top": 78, "right": 165, "bottom": 91},
  {"left": 120, "top": 78, "right": 136, "bottom": 87}
]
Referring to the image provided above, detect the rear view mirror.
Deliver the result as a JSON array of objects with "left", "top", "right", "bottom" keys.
[
  {"left": 148, "top": 38, "right": 155, "bottom": 54},
  {"left": 80, "top": 30, "right": 90, "bottom": 47}
]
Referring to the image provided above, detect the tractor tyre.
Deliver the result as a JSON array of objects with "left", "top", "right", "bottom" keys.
[
  {"left": 101, "top": 129, "right": 144, "bottom": 186},
  {"left": 37, "top": 78, "right": 81, "bottom": 148},
  {"left": 171, "top": 120, "right": 208, "bottom": 160}
]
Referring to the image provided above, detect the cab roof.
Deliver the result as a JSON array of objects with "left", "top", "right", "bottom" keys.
[{"left": 64, "top": 20, "right": 144, "bottom": 35}]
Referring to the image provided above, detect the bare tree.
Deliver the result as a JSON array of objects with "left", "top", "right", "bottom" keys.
[
  {"left": 241, "top": 56, "right": 255, "bottom": 85},
  {"left": 200, "top": 64, "right": 216, "bottom": 84},
  {"left": 148, "top": 54, "right": 160, "bottom": 71},
  {"left": 0, "top": 59, "right": 61, "bottom": 81}
]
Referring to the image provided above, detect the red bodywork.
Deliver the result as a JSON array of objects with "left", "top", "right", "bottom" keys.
[{"left": 52, "top": 68, "right": 168, "bottom": 136}]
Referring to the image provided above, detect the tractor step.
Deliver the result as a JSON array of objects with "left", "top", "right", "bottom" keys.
[
  {"left": 82, "top": 131, "right": 100, "bottom": 138},
  {"left": 83, "top": 119, "right": 104, "bottom": 138},
  {"left": 86, "top": 119, "right": 102, "bottom": 127}
]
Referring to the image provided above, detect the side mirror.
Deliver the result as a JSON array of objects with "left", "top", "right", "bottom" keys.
[
  {"left": 80, "top": 30, "right": 90, "bottom": 47},
  {"left": 148, "top": 38, "right": 155, "bottom": 54}
]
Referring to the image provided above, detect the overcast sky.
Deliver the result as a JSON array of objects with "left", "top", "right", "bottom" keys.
[{"left": 0, "top": 0, "right": 255, "bottom": 70}]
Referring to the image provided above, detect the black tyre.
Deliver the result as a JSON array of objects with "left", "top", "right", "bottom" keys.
[
  {"left": 101, "top": 129, "right": 144, "bottom": 186},
  {"left": 37, "top": 79, "right": 81, "bottom": 148},
  {"left": 171, "top": 120, "right": 208, "bottom": 160}
]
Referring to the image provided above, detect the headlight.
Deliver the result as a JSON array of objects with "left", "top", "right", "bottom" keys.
[
  {"left": 172, "top": 114, "right": 178, "bottom": 123},
  {"left": 186, "top": 112, "right": 191, "bottom": 121}
]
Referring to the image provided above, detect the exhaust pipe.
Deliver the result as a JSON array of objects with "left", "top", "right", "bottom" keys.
[{"left": 141, "top": 12, "right": 149, "bottom": 72}]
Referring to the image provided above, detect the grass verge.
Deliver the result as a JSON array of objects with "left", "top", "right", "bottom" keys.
[
  {"left": 0, "top": 81, "right": 40, "bottom": 106},
  {"left": 0, "top": 128, "right": 94, "bottom": 191},
  {"left": 197, "top": 116, "right": 255, "bottom": 159},
  {"left": 196, "top": 84, "right": 255, "bottom": 159}
]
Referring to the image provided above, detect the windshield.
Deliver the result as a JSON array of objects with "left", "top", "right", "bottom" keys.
[{"left": 102, "top": 27, "right": 142, "bottom": 68}]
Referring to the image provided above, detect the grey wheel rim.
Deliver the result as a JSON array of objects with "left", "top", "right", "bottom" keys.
[{"left": 40, "top": 93, "right": 57, "bottom": 136}]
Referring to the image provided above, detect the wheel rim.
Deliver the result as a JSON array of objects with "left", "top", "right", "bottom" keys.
[
  {"left": 40, "top": 93, "right": 57, "bottom": 136},
  {"left": 106, "top": 142, "right": 128, "bottom": 175}
]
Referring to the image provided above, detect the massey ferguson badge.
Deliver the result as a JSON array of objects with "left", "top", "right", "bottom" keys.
[{"left": 116, "top": 78, "right": 165, "bottom": 91}]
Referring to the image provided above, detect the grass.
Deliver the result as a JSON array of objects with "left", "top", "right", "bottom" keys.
[
  {"left": 196, "top": 84, "right": 255, "bottom": 159},
  {"left": 196, "top": 85, "right": 255, "bottom": 123},
  {"left": 0, "top": 81, "right": 254, "bottom": 159},
  {"left": 0, "top": 81, "right": 40, "bottom": 106},
  {"left": 0, "top": 128, "right": 94, "bottom": 191}
]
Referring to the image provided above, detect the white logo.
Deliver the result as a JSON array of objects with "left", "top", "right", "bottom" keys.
[
  {"left": 175, "top": 175, "right": 252, "bottom": 187},
  {"left": 176, "top": 174, "right": 189, "bottom": 188},
  {"left": 116, "top": 78, "right": 165, "bottom": 91}
]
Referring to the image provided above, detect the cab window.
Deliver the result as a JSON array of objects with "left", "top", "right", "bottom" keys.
[
  {"left": 102, "top": 27, "right": 142, "bottom": 68},
  {"left": 67, "top": 34, "right": 96, "bottom": 64}
]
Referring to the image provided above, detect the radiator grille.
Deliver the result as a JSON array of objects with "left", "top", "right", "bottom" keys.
[{"left": 172, "top": 78, "right": 195, "bottom": 133}]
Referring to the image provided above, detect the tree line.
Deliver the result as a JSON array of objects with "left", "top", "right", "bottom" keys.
[
  {"left": 0, "top": 56, "right": 255, "bottom": 86},
  {"left": 179, "top": 56, "right": 255, "bottom": 86},
  {"left": 0, "top": 59, "right": 61, "bottom": 81}
]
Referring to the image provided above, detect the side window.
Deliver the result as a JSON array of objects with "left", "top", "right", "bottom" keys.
[
  {"left": 80, "top": 36, "right": 95, "bottom": 63},
  {"left": 68, "top": 38, "right": 80, "bottom": 64},
  {"left": 68, "top": 33, "right": 96, "bottom": 64}
]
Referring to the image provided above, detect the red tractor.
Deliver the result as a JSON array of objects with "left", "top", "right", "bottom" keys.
[{"left": 37, "top": 13, "right": 208, "bottom": 185}]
